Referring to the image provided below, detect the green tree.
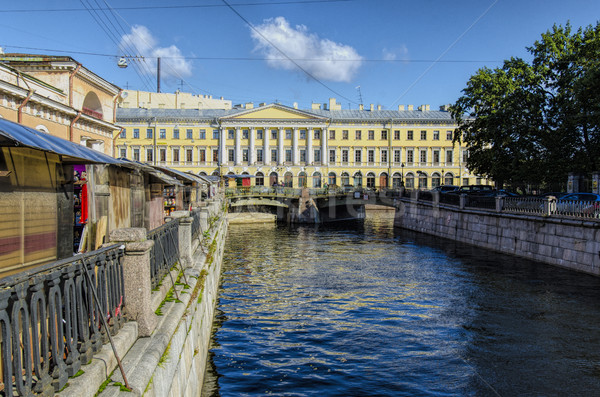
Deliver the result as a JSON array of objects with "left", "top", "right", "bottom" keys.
[{"left": 452, "top": 22, "right": 600, "bottom": 190}]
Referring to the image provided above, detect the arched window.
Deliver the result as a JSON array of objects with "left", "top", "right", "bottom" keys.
[
  {"left": 432, "top": 172, "right": 441, "bottom": 188},
  {"left": 392, "top": 172, "right": 402, "bottom": 188},
  {"left": 298, "top": 171, "right": 307, "bottom": 188},
  {"left": 313, "top": 172, "right": 322, "bottom": 188},
  {"left": 444, "top": 172, "right": 455, "bottom": 186},
  {"left": 418, "top": 172, "right": 428, "bottom": 189},
  {"left": 405, "top": 172, "right": 415, "bottom": 188},
  {"left": 379, "top": 172, "right": 388, "bottom": 189},
  {"left": 341, "top": 172, "right": 350, "bottom": 187},
  {"left": 328, "top": 172, "right": 337, "bottom": 186},
  {"left": 353, "top": 171, "right": 363, "bottom": 187},
  {"left": 35, "top": 125, "right": 49, "bottom": 133},
  {"left": 199, "top": 171, "right": 208, "bottom": 176},
  {"left": 269, "top": 172, "right": 278, "bottom": 186},
  {"left": 82, "top": 91, "right": 104, "bottom": 119},
  {"left": 284, "top": 171, "right": 293, "bottom": 187},
  {"left": 255, "top": 172, "right": 264, "bottom": 186},
  {"left": 366, "top": 172, "right": 376, "bottom": 188}
]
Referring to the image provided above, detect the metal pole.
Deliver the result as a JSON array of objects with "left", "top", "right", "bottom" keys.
[
  {"left": 81, "top": 260, "right": 130, "bottom": 390},
  {"left": 157, "top": 57, "right": 161, "bottom": 93}
]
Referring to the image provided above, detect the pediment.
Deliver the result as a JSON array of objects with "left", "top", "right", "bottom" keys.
[{"left": 222, "top": 104, "right": 325, "bottom": 121}]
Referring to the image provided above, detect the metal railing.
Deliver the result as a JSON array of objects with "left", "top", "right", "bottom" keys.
[
  {"left": 554, "top": 199, "right": 600, "bottom": 219},
  {"left": 0, "top": 245, "right": 125, "bottom": 395},
  {"left": 465, "top": 195, "right": 496, "bottom": 210},
  {"left": 147, "top": 219, "right": 179, "bottom": 289},
  {"left": 191, "top": 209, "right": 202, "bottom": 241},
  {"left": 503, "top": 196, "right": 545, "bottom": 215}
]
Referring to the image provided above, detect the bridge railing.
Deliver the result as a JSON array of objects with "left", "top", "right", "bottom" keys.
[
  {"left": 147, "top": 219, "right": 179, "bottom": 289},
  {"left": 0, "top": 245, "right": 125, "bottom": 395}
]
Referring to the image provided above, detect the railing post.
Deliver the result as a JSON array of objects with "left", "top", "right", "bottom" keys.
[
  {"left": 495, "top": 196, "right": 504, "bottom": 212},
  {"left": 459, "top": 194, "right": 467, "bottom": 210},
  {"left": 432, "top": 191, "right": 440, "bottom": 208},
  {"left": 109, "top": 228, "right": 157, "bottom": 337},
  {"left": 171, "top": 210, "right": 193, "bottom": 268},
  {"left": 200, "top": 208, "right": 209, "bottom": 233},
  {"left": 544, "top": 196, "right": 556, "bottom": 216}
]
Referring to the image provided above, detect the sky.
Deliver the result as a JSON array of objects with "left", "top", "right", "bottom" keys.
[{"left": 0, "top": 0, "right": 599, "bottom": 110}]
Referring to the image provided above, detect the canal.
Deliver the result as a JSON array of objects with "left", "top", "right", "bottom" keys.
[{"left": 202, "top": 213, "right": 600, "bottom": 396}]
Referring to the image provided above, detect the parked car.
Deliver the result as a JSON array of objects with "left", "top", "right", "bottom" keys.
[
  {"left": 556, "top": 193, "right": 600, "bottom": 216},
  {"left": 538, "top": 192, "right": 569, "bottom": 199},
  {"left": 430, "top": 185, "right": 459, "bottom": 193}
]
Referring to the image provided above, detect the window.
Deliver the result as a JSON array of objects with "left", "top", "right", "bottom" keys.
[
  {"left": 271, "top": 149, "right": 278, "bottom": 162},
  {"left": 242, "top": 149, "right": 249, "bottom": 162},
  {"left": 420, "top": 130, "right": 427, "bottom": 140},
  {"left": 133, "top": 148, "right": 140, "bottom": 161},
  {"left": 355, "top": 130, "right": 362, "bottom": 140},
  {"left": 285, "top": 149, "right": 292, "bottom": 162},
  {"left": 119, "top": 148, "right": 126, "bottom": 158},
  {"left": 120, "top": 129, "right": 126, "bottom": 138},
  {"left": 420, "top": 150, "right": 427, "bottom": 164},
  {"left": 329, "top": 149, "right": 336, "bottom": 163},
  {"left": 381, "top": 130, "right": 388, "bottom": 140},
  {"left": 463, "top": 178, "right": 469, "bottom": 186},
  {"left": 186, "top": 149, "right": 193, "bottom": 163},
  {"left": 256, "top": 173, "right": 264, "bottom": 186},
  {"left": 329, "top": 130, "right": 336, "bottom": 139},
  {"left": 342, "top": 149, "right": 348, "bottom": 163},
  {"left": 228, "top": 149, "right": 235, "bottom": 162},
  {"left": 146, "top": 148, "right": 153, "bottom": 162},
  {"left": 299, "top": 130, "right": 306, "bottom": 140},
  {"left": 257, "top": 149, "right": 263, "bottom": 163},
  {"left": 446, "top": 130, "right": 453, "bottom": 140},
  {"left": 212, "top": 149, "right": 219, "bottom": 162},
  {"left": 394, "top": 149, "right": 401, "bottom": 163},
  {"left": 368, "top": 130, "right": 374, "bottom": 140},
  {"left": 355, "top": 149, "right": 362, "bottom": 164},
  {"left": 146, "top": 128, "right": 153, "bottom": 139},
  {"left": 342, "top": 130, "right": 349, "bottom": 140},
  {"left": 462, "top": 150, "right": 468, "bottom": 164},
  {"left": 285, "top": 130, "right": 292, "bottom": 140},
  {"left": 257, "top": 129, "right": 263, "bottom": 139},
  {"left": 228, "top": 129, "right": 234, "bottom": 139},
  {"left": 213, "top": 129, "right": 219, "bottom": 139},
  {"left": 173, "top": 129, "right": 180, "bottom": 139},
  {"left": 381, "top": 149, "right": 388, "bottom": 164},
  {"left": 407, "top": 130, "right": 413, "bottom": 140},
  {"left": 199, "top": 149, "right": 206, "bottom": 162},
  {"left": 172, "top": 148, "right": 180, "bottom": 163},
  {"left": 368, "top": 149, "right": 375, "bottom": 163},
  {"left": 433, "top": 150, "right": 440, "bottom": 165},
  {"left": 242, "top": 129, "right": 249, "bottom": 139},
  {"left": 394, "top": 130, "right": 400, "bottom": 140},
  {"left": 314, "top": 130, "right": 320, "bottom": 139},
  {"left": 271, "top": 130, "right": 278, "bottom": 140},
  {"left": 406, "top": 149, "right": 414, "bottom": 164},
  {"left": 314, "top": 149, "right": 321, "bottom": 163},
  {"left": 433, "top": 130, "right": 440, "bottom": 140},
  {"left": 160, "top": 148, "right": 166, "bottom": 163},
  {"left": 186, "top": 129, "right": 193, "bottom": 139},
  {"left": 159, "top": 129, "right": 166, "bottom": 139},
  {"left": 199, "top": 129, "right": 206, "bottom": 139},
  {"left": 133, "top": 128, "right": 139, "bottom": 139},
  {"left": 447, "top": 150, "right": 454, "bottom": 165},
  {"left": 300, "top": 149, "right": 306, "bottom": 163}
]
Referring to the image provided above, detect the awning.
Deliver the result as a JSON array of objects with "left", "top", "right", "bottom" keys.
[
  {"left": 116, "top": 158, "right": 182, "bottom": 186},
  {"left": 0, "top": 118, "right": 128, "bottom": 165},
  {"left": 224, "top": 174, "right": 255, "bottom": 178},
  {"left": 153, "top": 165, "right": 205, "bottom": 184}
]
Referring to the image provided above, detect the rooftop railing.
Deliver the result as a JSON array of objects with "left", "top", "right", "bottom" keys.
[{"left": 0, "top": 245, "right": 125, "bottom": 395}]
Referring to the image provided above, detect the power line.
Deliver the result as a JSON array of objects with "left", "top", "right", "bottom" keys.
[{"left": 0, "top": 0, "right": 358, "bottom": 13}]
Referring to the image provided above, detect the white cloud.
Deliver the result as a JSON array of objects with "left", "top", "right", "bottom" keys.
[
  {"left": 119, "top": 25, "right": 192, "bottom": 80},
  {"left": 382, "top": 46, "right": 409, "bottom": 62},
  {"left": 250, "top": 17, "right": 362, "bottom": 83}
]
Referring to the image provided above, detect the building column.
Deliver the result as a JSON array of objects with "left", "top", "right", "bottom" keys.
[
  {"left": 321, "top": 127, "right": 328, "bottom": 166},
  {"left": 218, "top": 127, "right": 226, "bottom": 166},
  {"left": 249, "top": 127, "right": 255, "bottom": 165},
  {"left": 292, "top": 127, "right": 299, "bottom": 165},
  {"left": 278, "top": 127, "right": 284, "bottom": 165},
  {"left": 307, "top": 127, "right": 314, "bottom": 164},
  {"left": 264, "top": 127, "right": 270, "bottom": 165},
  {"left": 235, "top": 127, "right": 241, "bottom": 166}
]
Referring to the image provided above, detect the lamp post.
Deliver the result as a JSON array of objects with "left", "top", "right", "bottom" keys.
[{"left": 401, "top": 163, "right": 405, "bottom": 187}]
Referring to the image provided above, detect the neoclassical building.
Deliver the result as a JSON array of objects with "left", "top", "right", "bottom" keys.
[{"left": 115, "top": 97, "right": 486, "bottom": 189}]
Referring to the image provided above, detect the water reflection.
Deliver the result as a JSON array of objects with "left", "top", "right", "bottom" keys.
[{"left": 203, "top": 213, "right": 600, "bottom": 396}]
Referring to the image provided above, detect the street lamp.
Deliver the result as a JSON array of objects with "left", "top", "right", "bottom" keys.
[{"left": 401, "top": 163, "right": 405, "bottom": 187}]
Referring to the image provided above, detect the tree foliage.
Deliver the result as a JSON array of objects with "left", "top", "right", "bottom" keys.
[{"left": 452, "top": 22, "right": 600, "bottom": 189}]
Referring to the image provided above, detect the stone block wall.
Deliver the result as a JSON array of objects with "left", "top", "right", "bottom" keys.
[{"left": 394, "top": 200, "right": 600, "bottom": 276}]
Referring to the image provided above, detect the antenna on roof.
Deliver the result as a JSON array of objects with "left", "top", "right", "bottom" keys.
[{"left": 355, "top": 86, "right": 363, "bottom": 106}]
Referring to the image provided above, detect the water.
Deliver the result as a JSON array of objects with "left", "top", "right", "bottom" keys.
[{"left": 202, "top": 213, "right": 600, "bottom": 396}]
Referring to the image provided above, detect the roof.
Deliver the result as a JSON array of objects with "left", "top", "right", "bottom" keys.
[
  {"left": 116, "top": 106, "right": 455, "bottom": 123},
  {"left": 0, "top": 118, "right": 127, "bottom": 165},
  {"left": 116, "top": 158, "right": 182, "bottom": 186},
  {"left": 152, "top": 165, "right": 206, "bottom": 184}
]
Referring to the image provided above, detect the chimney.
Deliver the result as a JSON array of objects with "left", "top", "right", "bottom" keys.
[
  {"left": 398, "top": 105, "right": 405, "bottom": 111},
  {"left": 245, "top": 102, "right": 254, "bottom": 109},
  {"left": 370, "top": 104, "right": 374, "bottom": 111},
  {"left": 418, "top": 104, "right": 430, "bottom": 111},
  {"left": 259, "top": 102, "right": 266, "bottom": 107},
  {"left": 329, "top": 98, "right": 341, "bottom": 110},
  {"left": 407, "top": 104, "right": 414, "bottom": 111},
  {"left": 312, "top": 103, "right": 322, "bottom": 110},
  {"left": 377, "top": 105, "right": 382, "bottom": 110},
  {"left": 359, "top": 104, "right": 364, "bottom": 111}
]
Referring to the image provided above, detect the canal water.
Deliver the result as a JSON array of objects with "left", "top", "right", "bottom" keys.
[{"left": 202, "top": 213, "right": 600, "bottom": 396}]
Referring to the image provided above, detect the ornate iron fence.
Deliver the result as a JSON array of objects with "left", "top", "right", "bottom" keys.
[
  {"left": 503, "top": 196, "right": 545, "bottom": 215},
  {"left": 147, "top": 220, "right": 179, "bottom": 289},
  {"left": 0, "top": 245, "right": 125, "bottom": 395},
  {"left": 465, "top": 195, "right": 496, "bottom": 210},
  {"left": 191, "top": 209, "right": 202, "bottom": 241},
  {"left": 439, "top": 193, "right": 461, "bottom": 206}
]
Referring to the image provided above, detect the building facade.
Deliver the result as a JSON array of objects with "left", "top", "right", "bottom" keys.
[
  {"left": 0, "top": 54, "right": 122, "bottom": 155},
  {"left": 115, "top": 97, "right": 486, "bottom": 189}
]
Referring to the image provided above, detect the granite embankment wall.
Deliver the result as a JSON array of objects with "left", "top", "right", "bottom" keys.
[{"left": 394, "top": 199, "right": 600, "bottom": 276}]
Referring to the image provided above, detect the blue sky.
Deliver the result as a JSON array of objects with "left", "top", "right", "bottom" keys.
[{"left": 1, "top": 0, "right": 599, "bottom": 110}]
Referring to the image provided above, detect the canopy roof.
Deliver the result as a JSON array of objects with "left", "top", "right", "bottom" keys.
[{"left": 0, "top": 118, "right": 127, "bottom": 165}]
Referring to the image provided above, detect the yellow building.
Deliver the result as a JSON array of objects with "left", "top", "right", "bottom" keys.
[{"left": 115, "top": 97, "right": 487, "bottom": 189}]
